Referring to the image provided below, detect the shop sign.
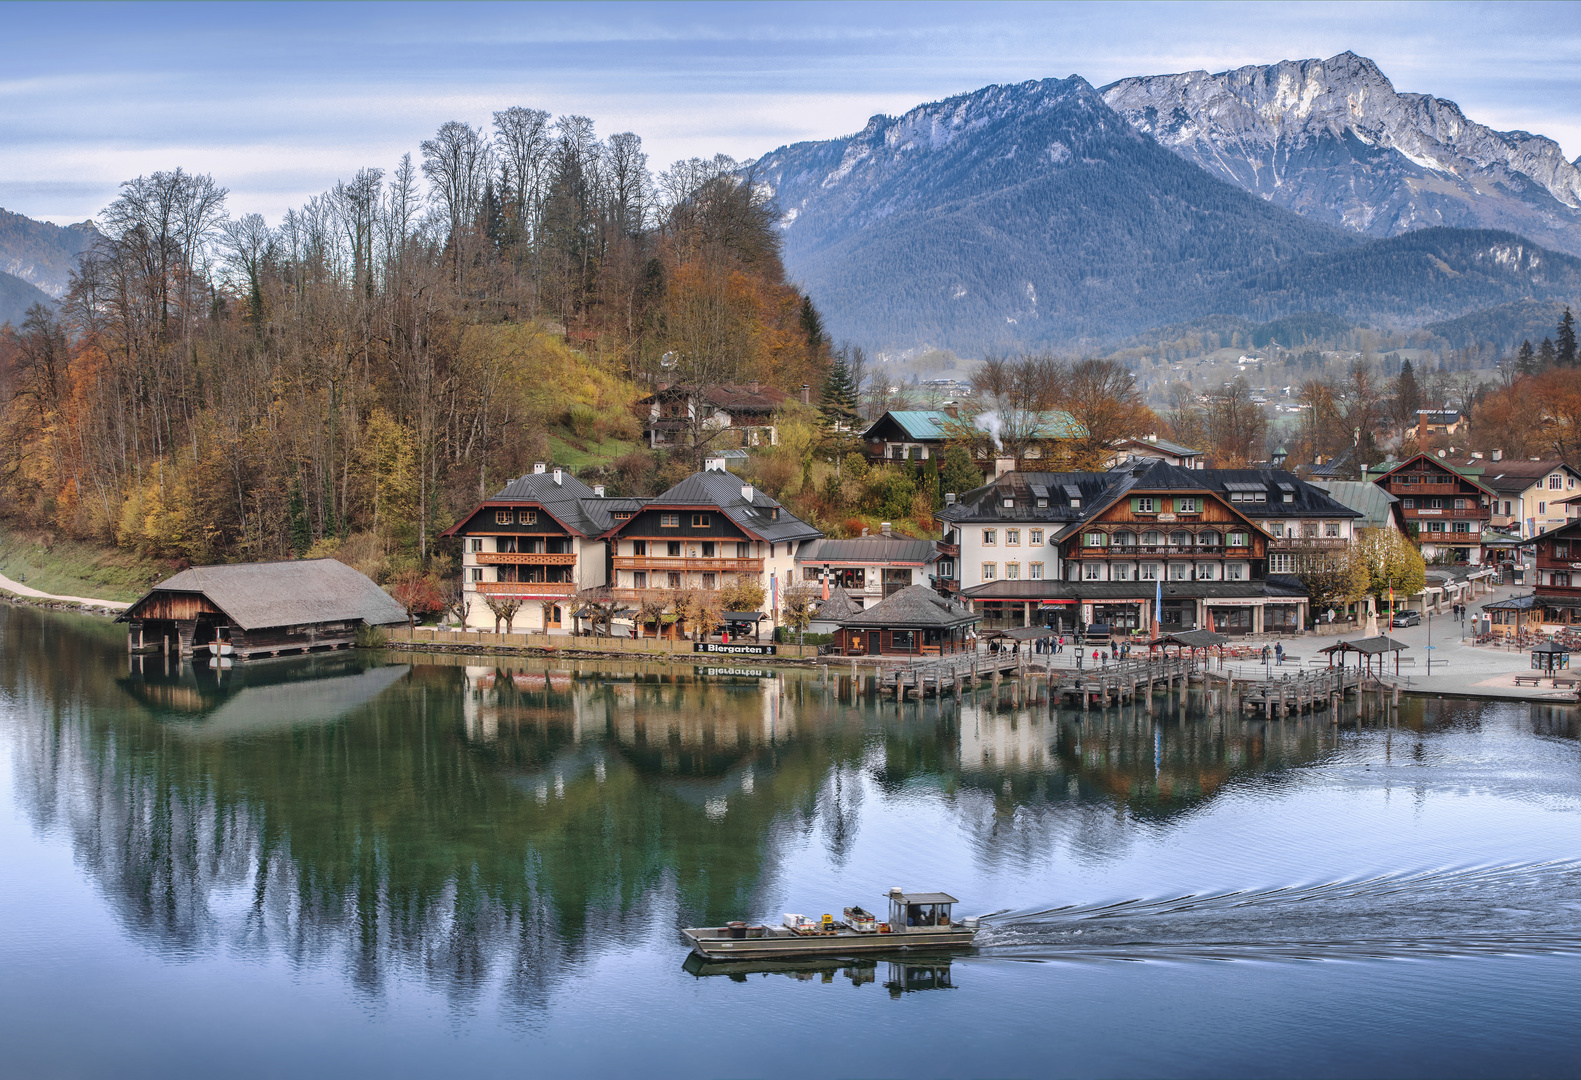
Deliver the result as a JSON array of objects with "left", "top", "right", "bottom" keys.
[{"left": 694, "top": 642, "right": 777, "bottom": 656}]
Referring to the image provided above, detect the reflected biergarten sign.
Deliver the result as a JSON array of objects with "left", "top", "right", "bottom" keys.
[{"left": 694, "top": 642, "right": 777, "bottom": 656}]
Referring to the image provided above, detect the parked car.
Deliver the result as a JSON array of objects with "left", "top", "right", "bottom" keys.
[{"left": 1392, "top": 611, "right": 1421, "bottom": 627}]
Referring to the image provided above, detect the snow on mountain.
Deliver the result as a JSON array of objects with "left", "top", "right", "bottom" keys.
[{"left": 1101, "top": 52, "right": 1581, "bottom": 256}]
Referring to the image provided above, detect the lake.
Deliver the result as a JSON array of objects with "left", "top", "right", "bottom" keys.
[{"left": 1, "top": 603, "right": 1578, "bottom": 1078}]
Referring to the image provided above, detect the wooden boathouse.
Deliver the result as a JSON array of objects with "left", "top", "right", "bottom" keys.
[
  {"left": 831, "top": 585, "right": 979, "bottom": 657},
  {"left": 118, "top": 559, "right": 408, "bottom": 660}
]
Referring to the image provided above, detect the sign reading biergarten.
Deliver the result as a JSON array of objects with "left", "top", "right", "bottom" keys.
[{"left": 693, "top": 642, "right": 778, "bottom": 657}]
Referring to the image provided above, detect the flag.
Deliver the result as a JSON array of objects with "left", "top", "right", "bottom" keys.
[
  {"left": 1154, "top": 578, "right": 1162, "bottom": 624},
  {"left": 770, "top": 572, "right": 778, "bottom": 616}
]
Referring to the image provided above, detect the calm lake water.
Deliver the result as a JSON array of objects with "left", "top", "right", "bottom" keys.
[{"left": 2, "top": 604, "right": 1579, "bottom": 1079}]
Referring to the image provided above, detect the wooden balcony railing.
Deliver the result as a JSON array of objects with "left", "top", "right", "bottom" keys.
[
  {"left": 1087, "top": 544, "right": 1250, "bottom": 556},
  {"left": 475, "top": 552, "right": 577, "bottom": 565},
  {"left": 936, "top": 542, "right": 960, "bottom": 557},
  {"left": 612, "top": 557, "right": 763, "bottom": 573},
  {"left": 471, "top": 581, "right": 576, "bottom": 596}
]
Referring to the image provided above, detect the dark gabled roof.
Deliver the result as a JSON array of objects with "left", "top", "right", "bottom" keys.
[
  {"left": 631, "top": 467, "right": 821, "bottom": 544},
  {"left": 812, "top": 587, "right": 863, "bottom": 622},
  {"left": 837, "top": 585, "right": 978, "bottom": 629},
  {"left": 119, "top": 559, "right": 408, "bottom": 630},
  {"left": 1371, "top": 454, "right": 1497, "bottom": 498},
  {"left": 639, "top": 383, "right": 789, "bottom": 412},
  {"left": 1446, "top": 458, "right": 1581, "bottom": 495},
  {"left": 1197, "top": 469, "right": 1362, "bottom": 519},
  {"left": 1314, "top": 481, "right": 1400, "bottom": 529},
  {"left": 798, "top": 537, "right": 940, "bottom": 566},
  {"left": 938, "top": 470, "right": 1127, "bottom": 525},
  {"left": 1517, "top": 517, "right": 1581, "bottom": 545},
  {"left": 1113, "top": 435, "right": 1201, "bottom": 457},
  {"left": 441, "top": 468, "right": 645, "bottom": 537}
]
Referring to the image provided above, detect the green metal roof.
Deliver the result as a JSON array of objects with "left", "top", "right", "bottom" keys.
[{"left": 863, "top": 409, "right": 1087, "bottom": 442}]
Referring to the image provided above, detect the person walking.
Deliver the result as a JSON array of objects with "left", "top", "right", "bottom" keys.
[{"left": 1274, "top": 642, "right": 1284, "bottom": 666}]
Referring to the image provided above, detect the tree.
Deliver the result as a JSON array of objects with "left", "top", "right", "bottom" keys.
[
  {"left": 573, "top": 586, "right": 625, "bottom": 636},
  {"left": 1517, "top": 339, "right": 1537, "bottom": 376},
  {"left": 780, "top": 583, "right": 818, "bottom": 644},
  {"left": 441, "top": 578, "right": 471, "bottom": 628},
  {"left": 1538, "top": 337, "right": 1557, "bottom": 369},
  {"left": 718, "top": 577, "right": 765, "bottom": 612},
  {"left": 1394, "top": 359, "right": 1422, "bottom": 432},
  {"left": 635, "top": 590, "right": 670, "bottom": 638},
  {"left": 818, "top": 345, "right": 862, "bottom": 433},
  {"left": 1558, "top": 307, "right": 1577, "bottom": 368},
  {"left": 1293, "top": 540, "right": 1370, "bottom": 621},
  {"left": 1355, "top": 528, "right": 1426, "bottom": 615},
  {"left": 390, "top": 571, "right": 445, "bottom": 627},
  {"left": 1201, "top": 378, "right": 1268, "bottom": 467},
  {"left": 1063, "top": 358, "right": 1154, "bottom": 468},
  {"left": 938, "top": 446, "right": 982, "bottom": 499}
]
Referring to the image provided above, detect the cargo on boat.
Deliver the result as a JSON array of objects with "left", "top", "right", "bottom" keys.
[{"left": 682, "top": 889, "right": 976, "bottom": 960}]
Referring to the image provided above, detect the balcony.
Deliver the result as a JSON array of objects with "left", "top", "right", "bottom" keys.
[
  {"left": 1269, "top": 537, "right": 1346, "bottom": 551},
  {"left": 937, "top": 542, "right": 960, "bottom": 557},
  {"left": 472, "top": 581, "right": 576, "bottom": 596},
  {"left": 613, "top": 556, "right": 764, "bottom": 574},
  {"left": 475, "top": 552, "right": 577, "bottom": 565},
  {"left": 1090, "top": 544, "right": 1246, "bottom": 557}
]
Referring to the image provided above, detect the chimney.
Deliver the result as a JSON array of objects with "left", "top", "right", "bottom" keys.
[
  {"left": 800, "top": 383, "right": 811, "bottom": 405},
  {"left": 945, "top": 492, "right": 957, "bottom": 505},
  {"left": 593, "top": 484, "right": 605, "bottom": 497},
  {"left": 1147, "top": 433, "right": 1158, "bottom": 442},
  {"left": 943, "top": 404, "right": 959, "bottom": 419},
  {"left": 749, "top": 380, "right": 760, "bottom": 394},
  {"left": 994, "top": 457, "right": 1015, "bottom": 480},
  {"left": 1472, "top": 452, "right": 1483, "bottom": 460},
  {"left": 533, "top": 462, "right": 546, "bottom": 474},
  {"left": 705, "top": 456, "right": 727, "bottom": 472},
  {"left": 1492, "top": 449, "right": 1503, "bottom": 462},
  {"left": 553, "top": 467, "right": 563, "bottom": 485},
  {"left": 741, "top": 484, "right": 754, "bottom": 502},
  {"left": 861, "top": 527, "right": 870, "bottom": 537},
  {"left": 881, "top": 522, "right": 892, "bottom": 536}
]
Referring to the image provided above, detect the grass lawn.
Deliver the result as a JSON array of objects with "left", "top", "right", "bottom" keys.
[
  {"left": 546, "top": 428, "right": 642, "bottom": 472},
  {"left": 0, "top": 529, "right": 172, "bottom": 603}
]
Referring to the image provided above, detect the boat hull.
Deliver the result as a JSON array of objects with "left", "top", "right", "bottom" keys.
[{"left": 681, "top": 925, "right": 975, "bottom": 960}]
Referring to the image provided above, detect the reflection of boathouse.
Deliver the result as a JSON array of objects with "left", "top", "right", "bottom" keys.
[{"left": 118, "top": 559, "right": 408, "bottom": 659}]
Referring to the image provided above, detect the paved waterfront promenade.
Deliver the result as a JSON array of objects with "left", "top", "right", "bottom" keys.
[{"left": 0, "top": 571, "right": 129, "bottom": 611}]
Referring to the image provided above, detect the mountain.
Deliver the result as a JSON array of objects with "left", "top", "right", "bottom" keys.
[
  {"left": 1102, "top": 52, "right": 1581, "bottom": 257},
  {"left": 0, "top": 269, "right": 55, "bottom": 328},
  {"left": 0, "top": 208, "right": 99, "bottom": 298},
  {"left": 756, "top": 76, "right": 1355, "bottom": 352},
  {"left": 1424, "top": 297, "right": 1581, "bottom": 353}
]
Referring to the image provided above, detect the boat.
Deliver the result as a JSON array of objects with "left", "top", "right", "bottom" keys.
[{"left": 681, "top": 888, "right": 977, "bottom": 960}]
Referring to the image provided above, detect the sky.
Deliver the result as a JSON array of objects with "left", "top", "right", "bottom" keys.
[{"left": 4, "top": 0, "right": 1580, "bottom": 224}]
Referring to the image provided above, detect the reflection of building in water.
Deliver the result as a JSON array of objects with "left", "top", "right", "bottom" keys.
[{"left": 959, "top": 707, "right": 1052, "bottom": 773}]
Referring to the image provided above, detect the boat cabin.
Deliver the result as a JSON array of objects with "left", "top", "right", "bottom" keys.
[{"left": 888, "top": 888, "right": 957, "bottom": 930}]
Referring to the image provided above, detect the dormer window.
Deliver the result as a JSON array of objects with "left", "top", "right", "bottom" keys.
[
  {"left": 1068, "top": 499, "right": 1079, "bottom": 509},
  {"left": 1002, "top": 498, "right": 1015, "bottom": 508},
  {"left": 1038, "top": 498, "right": 1049, "bottom": 508}
]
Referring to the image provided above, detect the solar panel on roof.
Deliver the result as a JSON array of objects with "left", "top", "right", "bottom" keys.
[
  {"left": 1030, "top": 484, "right": 1049, "bottom": 498},
  {"left": 1277, "top": 482, "right": 1295, "bottom": 492},
  {"left": 1062, "top": 484, "right": 1082, "bottom": 499},
  {"left": 1223, "top": 482, "right": 1267, "bottom": 492}
]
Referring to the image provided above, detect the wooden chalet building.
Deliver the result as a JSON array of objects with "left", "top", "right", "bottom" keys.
[
  {"left": 795, "top": 534, "right": 944, "bottom": 608},
  {"left": 1516, "top": 518, "right": 1581, "bottom": 627},
  {"left": 861, "top": 408, "right": 1085, "bottom": 468},
  {"left": 1370, "top": 453, "right": 1494, "bottom": 563},
  {"left": 637, "top": 382, "right": 799, "bottom": 450},
  {"left": 831, "top": 584, "right": 979, "bottom": 657},
  {"left": 604, "top": 458, "right": 822, "bottom": 635},
  {"left": 442, "top": 464, "right": 641, "bottom": 633},
  {"left": 117, "top": 559, "right": 407, "bottom": 659}
]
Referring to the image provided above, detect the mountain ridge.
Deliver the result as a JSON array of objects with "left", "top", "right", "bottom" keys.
[{"left": 0, "top": 208, "right": 99, "bottom": 298}]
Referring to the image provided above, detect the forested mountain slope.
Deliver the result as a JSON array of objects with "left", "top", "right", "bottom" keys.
[
  {"left": 0, "top": 209, "right": 99, "bottom": 297},
  {"left": 1102, "top": 52, "right": 1581, "bottom": 257},
  {"left": 0, "top": 270, "right": 53, "bottom": 328},
  {"left": 755, "top": 76, "right": 1354, "bottom": 352}
]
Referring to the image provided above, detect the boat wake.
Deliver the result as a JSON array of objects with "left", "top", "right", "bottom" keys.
[{"left": 972, "top": 860, "right": 1581, "bottom": 961}]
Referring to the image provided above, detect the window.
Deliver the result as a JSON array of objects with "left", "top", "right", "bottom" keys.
[
  {"left": 1069, "top": 498, "right": 1080, "bottom": 509},
  {"left": 940, "top": 560, "right": 955, "bottom": 579},
  {"left": 702, "top": 573, "right": 717, "bottom": 589},
  {"left": 1112, "top": 563, "right": 1132, "bottom": 581},
  {"left": 1136, "top": 496, "right": 1155, "bottom": 513},
  {"left": 1005, "top": 529, "right": 1021, "bottom": 546},
  {"left": 1324, "top": 522, "right": 1339, "bottom": 538},
  {"left": 1402, "top": 498, "right": 1415, "bottom": 509},
  {"left": 1085, "top": 532, "right": 1108, "bottom": 547},
  {"left": 1282, "top": 493, "right": 1294, "bottom": 503},
  {"left": 1006, "top": 562, "right": 1020, "bottom": 580},
  {"left": 1551, "top": 475, "right": 1564, "bottom": 490},
  {"left": 1227, "top": 531, "right": 1248, "bottom": 547},
  {"left": 1270, "top": 522, "right": 1286, "bottom": 537},
  {"left": 1196, "top": 563, "right": 1216, "bottom": 580},
  {"left": 1177, "top": 498, "right": 1199, "bottom": 513},
  {"left": 1539, "top": 502, "right": 1547, "bottom": 515},
  {"left": 982, "top": 529, "right": 997, "bottom": 546},
  {"left": 667, "top": 541, "right": 681, "bottom": 557},
  {"left": 1198, "top": 531, "right": 1220, "bottom": 547},
  {"left": 1453, "top": 521, "right": 1470, "bottom": 533},
  {"left": 518, "top": 510, "right": 537, "bottom": 525},
  {"left": 1029, "top": 529, "right": 1043, "bottom": 545},
  {"left": 982, "top": 563, "right": 997, "bottom": 581},
  {"left": 1429, "top": 498, "right": 1444, "bottom": 509},
  {"left": 667, "top": 572, "right": 682, "bottom": 589},
  {"left": 467, "top": 568, "right": 483, "bottom": 582},
  {"left": 736, "top": 542, "right": 750, "bottom": 558},
  {"left": 1169, "top": 563, "right": 1189, "bottom": 581},
  {"left": 1002, "top": 498, "right": 1015, "bottom": 508},
  {"left": 495, "top": 510, "right": 512, "bottom": 525},
  {"left": 1141, "top": 531, "right": 1161, "bottom": 546},
  {"left": 891, "top": 630, "right": 916, "bottom": 651},
  {"left": 633, "top": 571, "right": 648, "bottom": 589},
  {"left": 1170, "top": 531, "right": 1191, "bottom": 547},
  {"left": 692, "top": 514, "right": 710, "bottom": 528},
  {"left": 469, "top": 538, "right": 483, "bottom": 553},
  {"left": 633, "top": 540, "right": 648, "bottom": 556},
  {"left": 701, "top": 542, "right": 716, "bottom": 558},
  {"left": 1226, "top": 562, "right": 1245, "bottom": 581},
  {"left": 1553, "top": 572, "right": 1572, "bottom": 587},
  {"left": 1037, "top": 498, "right": 1049, "bottom": 508},
  {"left": 1029, "top": 562, "right": 1044, "bottom": 580},
  {"left": 1454, "top": 498, "right": 1468, "bottom": 510},
  {"left": 1428, "top": 521, "right": 1445, "bottom": 533},
  {"left": 1084, "top": 562, "right": 1104, "bottom": 580},
  {"left": 1556, "top": 540, "right": 1571, "bottom": 558},
  {"left": 1504, "top": 501, "right": 1513, "bottom": 515},
  {"left": 1140, "top": 563, "right": 1160, "bottom": 581},
  {"left": 1269, "top": 554, "right": 1294, "bottom": 574},
  {"left": 660, "top": 513, "right": 680, "bottom": 527},
  {"left": 1112, "top": 531, "right": 1136, "bottom": 547}
]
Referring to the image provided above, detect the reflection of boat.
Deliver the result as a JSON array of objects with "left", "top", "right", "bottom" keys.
[
  {"left": 682, "top": 889, "right": 976, "bottom": 959},
  {"left": 682, "top": 952, "right": 957, "bottom": 995},
  {"left": 207, "top": 641, "right": 234, "bottom": 657}
]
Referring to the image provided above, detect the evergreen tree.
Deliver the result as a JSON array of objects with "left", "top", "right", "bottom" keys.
[
  {"left": 1517, "top": 339, "right": 1536, "bottom": 376},
  {"left": 939, "top": 446, "right": 983, "bottom": 498},
  {"left": 1558, "top": 307, "right": 1577, "bottom": 367},
  {"left": 799, "top": 295, "right": 825, "bottom": 351},
  {"left": 818, "top": 347, "right": 862, "bottom": 432},
  {"left": 1395, "top": 359, "right": 1421, "bottom": 428},
  {"left": 1538, "top": 337, "right": 1557, "bottom": 369}
]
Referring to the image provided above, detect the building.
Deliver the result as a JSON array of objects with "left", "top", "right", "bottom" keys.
[
  {"left": 442, "top": 464, "right": 638, "bottom": 633},
  {"left": 1368, "top": 454, "right": 1494, "bottom": 563},
  {"left": 118, "top": 559, "right": 408, "bottom": 659},
  {"left": 1312, "top": 481, "right": 1404, "bottom": 533},
  {"left": 637, "top": 382, "right": 796, "bottom": 450},
  {"left": 1105, "top": 434, "right": 1204, "bottom": 470},
  {"left": 1445, "top": 454, "right": 1581, "bottom": 538},
  {"left": 1411, "top": 410, "right": 1463, "bottom": 440},
  {"left": 860, "top": 408, "right": 1085, "bottom": 467},
  {"left": 808, "top": 587, "right": 862, "bottom": 635},
  {"left": 937, "top": 460, "right": 1321, "bottom": 636},
  {"left": 1516, "top": 518, "right": 1581, "bottom": 627},
  {"left": 795, "top": 534, "right": 945, "bottom": 608},
  {"left": 603, "top": 457, "right": 822, "bottom": 635},
  {"left": 830, "top": 584, "right": 979, "bottom": 657}
]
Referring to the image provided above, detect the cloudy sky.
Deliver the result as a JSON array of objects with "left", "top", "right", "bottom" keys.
[{"left": 5, "top": 0, "right": 1580, "bottom": 223}]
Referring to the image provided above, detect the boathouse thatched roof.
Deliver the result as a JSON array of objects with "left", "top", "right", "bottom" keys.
[{"left": 119, "top": 558, "right": 408, "bottom": 630}]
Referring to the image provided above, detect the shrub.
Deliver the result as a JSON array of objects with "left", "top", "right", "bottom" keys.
[
  {"left": 354, "top": 623, "right": 388, "bottom": 649},
  {"left": 568, "top": 404, "right": 598, "bottom": 440}
]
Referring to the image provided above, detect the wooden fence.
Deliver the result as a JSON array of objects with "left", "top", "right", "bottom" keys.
[{"left": 387, "top": 626, "right": 820, "bottom": 660}]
